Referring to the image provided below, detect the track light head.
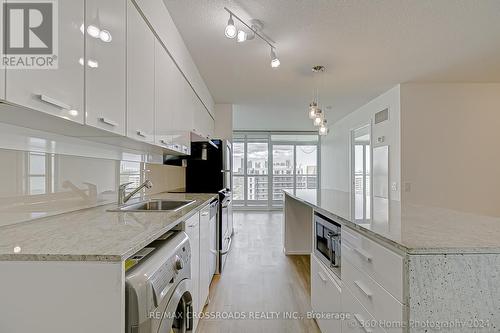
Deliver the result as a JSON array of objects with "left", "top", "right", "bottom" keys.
[
  {"left": 270, "top": 48, "right": 280, "bottom": 68},
  {"left": 237, "top": 30, "right": 247, "bottom": 43},
  {"left": 225, "top": 15, "right": 237, "bottom": 39}
]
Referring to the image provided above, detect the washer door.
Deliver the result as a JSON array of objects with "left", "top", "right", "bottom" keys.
[{"left": 156, "top": 279, "right": 193, "bottom": 333}]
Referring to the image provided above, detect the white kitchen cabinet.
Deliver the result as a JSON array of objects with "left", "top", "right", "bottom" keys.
[
  {"left": 126, "top": 0, "right": 154, "bottom": 143},
  {"left": 311, "top": 254, "right": 342, "bottom": 333},
  {"left": 154, "top": 40, "right": 192, "bottom": 152},
  {"left": 185, "top": 213, "right": 200, "bottom": 332},
  {"left": 199, "top": 205, "right": 211, "bottom": 310},
  {"left": 85, "top": 0, "right": 126, "bottom": 135},
  {"left": 5, "top": 0, "right": 84, "bottom": 123},
  {"left": 193, "top": 98, "right": 215, "bottom": 139},
  {"left": 342, "top": 285, "right": 384, "bottom": 333}
]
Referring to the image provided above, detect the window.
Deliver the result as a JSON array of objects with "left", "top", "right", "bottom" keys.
[
  {"left": 233, "top": 132, "right": 320, "bottom": 209},
  {"left": 26, "top": 152, "right": 54, "bottom": 195}
]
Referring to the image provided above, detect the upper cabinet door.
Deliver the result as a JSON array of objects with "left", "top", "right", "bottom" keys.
[
  {"left": 154, "top": 40, "right": 187, "bottom": 147},
  {"left": 85, "top": 0, "right": 126, "bottom": 135},
  {"left": 5, "top": 0, "right": 84, "bottom": 123},
  {"left": 126, "top": 1, "right": 154, "bottom": 143}
]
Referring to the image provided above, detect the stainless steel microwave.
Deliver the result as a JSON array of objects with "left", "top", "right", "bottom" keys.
[{"left": 314, "top": 213, "right": 341, "bottom": 279}]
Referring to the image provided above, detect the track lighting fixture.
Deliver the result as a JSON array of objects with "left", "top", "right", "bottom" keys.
[
  {"left": 225, "top": 14, "right": 237, "bottom": 39},
  {"left": 237, "top": 30, "right": 247, "bottom": 43},
  {"left": 270, "top": 48, "right": 280, "bottom": 68},
  {"left": 224, "top": 8, "right": 279, "bottom": 68}
]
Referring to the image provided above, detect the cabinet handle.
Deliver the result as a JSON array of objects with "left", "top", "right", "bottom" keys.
[
  {"left": 136, "top": 130, "right": 147, "bottom": 138},
  {"left": 317, "top": 271, "right": 328, "bottom": 283},
  {"left": 354, "top": 280, "right": 373, "bottom": 298},
  {"left": 345, "top": 243, "right": 373, "bottom": 262},
  {"left": 353, "top": 314, "right": 373, "bottom": 333},
  {"left": 38, "top": 94, "right": 72, "bottom": 110},
  {"left": 159, "top": 139, "right": 169, "bottom": 146},
  {"left": 98, "top": 117, "right": 118, "bottom": 127},
  {"left": 201, "top": 212, "right": 209, "bottom": 216}
]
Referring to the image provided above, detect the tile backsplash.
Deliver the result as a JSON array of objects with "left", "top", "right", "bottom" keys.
[{"left": 0, "top": 148, "right": 185, "bottom": 227}]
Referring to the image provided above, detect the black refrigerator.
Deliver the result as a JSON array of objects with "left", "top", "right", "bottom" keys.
[{"left": 178, "top": 139, "right": 233, "bottom": 274}]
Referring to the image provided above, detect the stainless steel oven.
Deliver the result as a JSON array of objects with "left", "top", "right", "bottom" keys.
[{"left": 314, "top": 213, "right": 341, "bottom": 279}]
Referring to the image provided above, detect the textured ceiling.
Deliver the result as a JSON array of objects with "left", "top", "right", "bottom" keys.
[{"left": 164, "top": 0, "right": 500, "bottom": 124}]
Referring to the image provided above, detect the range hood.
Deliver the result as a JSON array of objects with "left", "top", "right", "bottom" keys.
[
  {"left": 164, "top": 132, "right": 218, "bottom": 166},
  {"left": 190, "top": 131, "right": 218, "bottom": 148}
]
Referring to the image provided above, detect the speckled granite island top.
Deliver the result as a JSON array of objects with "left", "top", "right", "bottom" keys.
[
  {"left": 0, "top": 192, "right": 217, "bottom": 262},
  {"left": 284, "top": 190, "right": 500, "bottom": 254}
]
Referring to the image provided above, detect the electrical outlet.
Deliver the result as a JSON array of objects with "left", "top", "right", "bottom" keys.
[{"left": 391, "top": 182, "right": 398, "bottom": 192}]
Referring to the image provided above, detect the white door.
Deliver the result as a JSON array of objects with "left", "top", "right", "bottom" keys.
[
  {"left": 199, "top": 206, "right": 210, "bottom": 310},
  {"left": 85, "top": 0, "right": 126, "bottom": 135},
  {"left": 5, "top": 0, "right": 84, "bottom": 123},
  {"left": 185, "top": 213, "right": 200, "bottom": 332},
  {"left": 154, "top": 40, "right": 188, "bottom": 148},
  {"left": 311, "top": 255, "right": 342, "bottom": 333},
  {"left": 126, "top": 1, "right": 154, "bottom": 143},
  {"left": 351, "top": 125, "right": 371, "bottom": 223}
]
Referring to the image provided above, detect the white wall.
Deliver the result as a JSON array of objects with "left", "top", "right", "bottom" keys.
[
  {"left": 233, "top": 105, "right": 314, "bottom": 131},
  {"left": 321, "top": 86, "right": 401, "bottom": 202},
  {"left": 401, "top": 83, "right": 500, "bottom": 217},
  {"left": 214, "top": 104, "right": 233, "bottom": 140}
]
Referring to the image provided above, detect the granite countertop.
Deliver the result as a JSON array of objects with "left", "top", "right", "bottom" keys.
[
  {"left": 284, "top": 189, "right": 500, "bottom": 254},
  {"left": 0, "top": 192, "right": 217, "bottom": 262}
]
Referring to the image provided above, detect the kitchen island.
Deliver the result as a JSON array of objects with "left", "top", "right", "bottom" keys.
[
  {"left": 284, "top": 190, "right": 500, "bottom": 332},
  {"left": 0, "top": 192, "right": 217, "bottom": 333}
]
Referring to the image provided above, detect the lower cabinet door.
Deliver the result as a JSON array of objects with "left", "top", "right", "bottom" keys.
[
  {"left": 185, "top": 213, "right": 200, "bottom": 332},
  {"left": 311, "top": 255, "right": 342, "bottom": 333}
]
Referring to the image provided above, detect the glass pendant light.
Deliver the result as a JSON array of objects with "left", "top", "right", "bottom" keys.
[
  {"left": 308, "top": 102, "right": 318, "bottom": 119},
  {"left": 319, "top": 120, "right": 329, "bottom": 135},
  {"left": 313, "top": 109, "right": 323, "bottom": 126}
]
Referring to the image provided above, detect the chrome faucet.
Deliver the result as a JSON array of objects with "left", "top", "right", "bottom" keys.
[{"left": 118, "top": 180, "right": 153, "bottom": 205}]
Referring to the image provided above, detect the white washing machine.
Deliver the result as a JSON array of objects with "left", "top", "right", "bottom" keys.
[{"left": 125, "top": 232, "right": 193, "bottom": 333}]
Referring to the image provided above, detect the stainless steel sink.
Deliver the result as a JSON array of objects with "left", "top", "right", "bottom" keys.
[{"left": 108, "top": 199, "right": 196, "bottom": 212}]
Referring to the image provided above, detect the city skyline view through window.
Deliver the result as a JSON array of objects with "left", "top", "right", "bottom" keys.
[{"left": 233, "top": 132, "right": 320, "bottom": 209}]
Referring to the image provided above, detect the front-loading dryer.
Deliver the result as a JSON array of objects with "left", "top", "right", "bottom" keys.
[{"left": 125, "top": 232, "right": 193, "bottom": 333}]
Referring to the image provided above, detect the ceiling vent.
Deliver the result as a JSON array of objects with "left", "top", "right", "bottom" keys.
[{"left": 374, "top": 108, "right": 389, "bottom": 124}]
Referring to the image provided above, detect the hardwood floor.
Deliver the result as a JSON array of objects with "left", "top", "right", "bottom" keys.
[{"left": 197, "top": 211, "right": 320, "bottom": 333}]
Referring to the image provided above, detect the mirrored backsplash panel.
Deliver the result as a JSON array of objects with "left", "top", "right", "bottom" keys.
[{"left": 0, "top": 148, "right": 185, "bottom": 227}]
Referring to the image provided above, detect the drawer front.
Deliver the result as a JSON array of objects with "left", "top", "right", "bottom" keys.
[
  {"left": 311, "top": 255, "right": 342, "bottom": 333},
  {"left": 342, "top": 286, "right": 384, "bottom": 333},
  {"left": 342, "top": 228, "right": 404, "bottom": 302},
  {"left": 343, "top": 257, "right": 404, "bottom": 332}
]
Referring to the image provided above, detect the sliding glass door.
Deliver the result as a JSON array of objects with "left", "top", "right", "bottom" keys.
[{"left": 233, "top": 132, "right": 320, "bottom": 210}]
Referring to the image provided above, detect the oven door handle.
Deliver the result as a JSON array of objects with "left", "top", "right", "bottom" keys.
[
  {"left": 220, "top": 236, "right": 232, "bottom": 255},
  {"left": 328, "top": 232, "right": 340, "bottom": 268}
]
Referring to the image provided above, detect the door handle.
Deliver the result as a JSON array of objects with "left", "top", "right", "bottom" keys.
[
  {"left": 38, "top": 94, "right": 72, "bottom": 110},
  {"left": 354, "top": 280, "right": 373, "bottom": 298},
  {"left": 98, "top": 117, "right": 118, "bottom": 127},
  {"left": 317, "top": 271, "right": 328, "bottom": 283},
  {"left": 353, "top": 314, "right": 373, "bottom": 333},
  {"left": 220, "top": 236, "right": 232, "bottom": 255}
]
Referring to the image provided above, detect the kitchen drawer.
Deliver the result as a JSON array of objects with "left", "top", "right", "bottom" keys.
[
  {"left": 342, "top": 286, "right": 384, "bottom": 333},
  {"left": 342, "top": 228, "right": 404, "bottom": 302},
  {"left": 311, "top": 255, "right": 342, "bottom": 333},
  {"left": 343, "top": 256, "right": 403, "bottom": 332}
]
